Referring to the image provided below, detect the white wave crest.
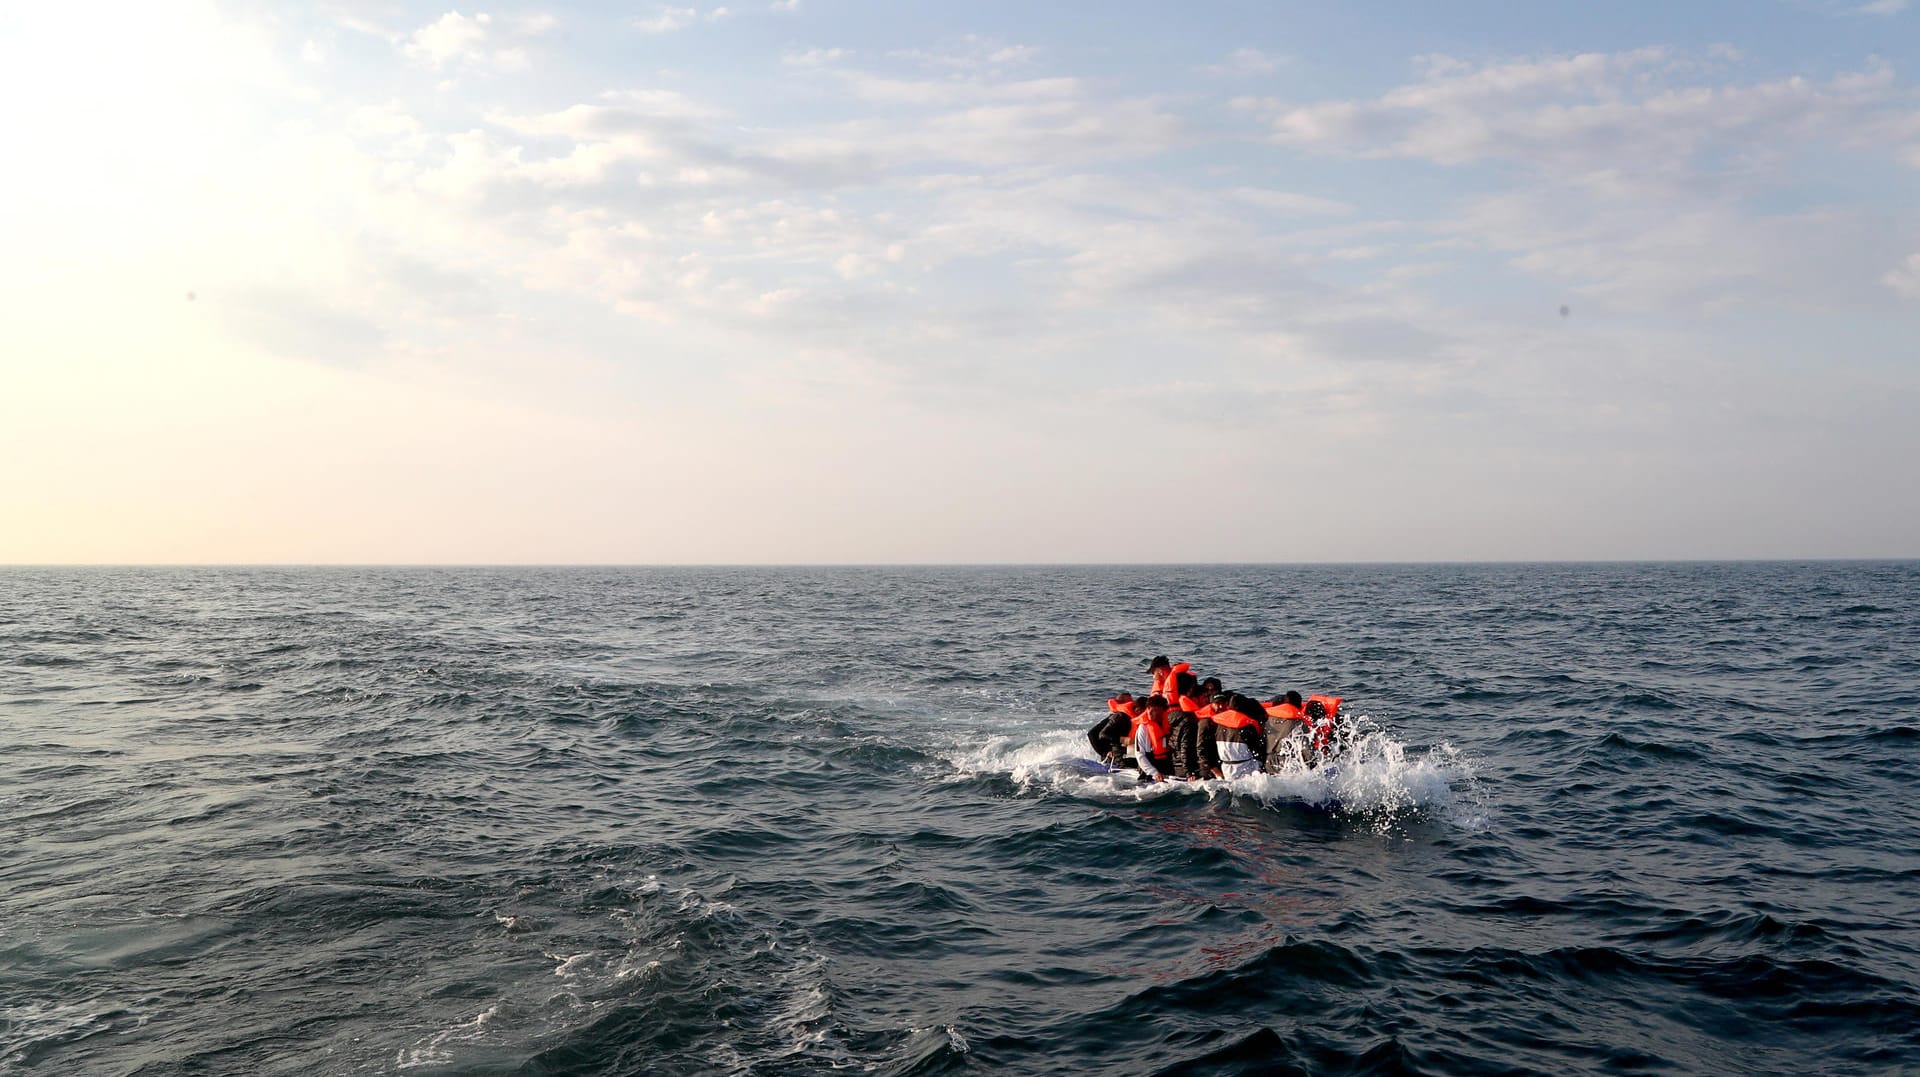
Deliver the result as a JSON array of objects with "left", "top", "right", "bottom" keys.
[
  {"left": 0, "top": 1001, "right": 143, "bottom": 1071},
  {"left": 394, "top": 1003, "right": 503, "bottom": 1070}
]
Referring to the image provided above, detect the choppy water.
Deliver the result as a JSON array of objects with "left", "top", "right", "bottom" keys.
[{"left": 2, "top": 563, "right": 1917, "bottom": 1076}]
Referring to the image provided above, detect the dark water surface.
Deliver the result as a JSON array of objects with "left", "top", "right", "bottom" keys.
[{"left": 3, "top": 563, "right": 1917, "bottom": 1075}]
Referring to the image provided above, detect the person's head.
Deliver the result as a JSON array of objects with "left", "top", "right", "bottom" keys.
[
  {"left": 1234, "top": 694, "right": 1265, "bottom": 719},
  {"left": 1210, "top": 692, "right": 1233, "bottom": 710},
  {"left": 1278, "top": 690, "right": 1302, "bottom": 708},
  {"left": 1305, "top": 699, "right": 1327, "bottom": 720},
  {"left": 1146, "top": 694, "right": 1169, "bottom": 713},
  {"left": 1173, "top": 671, "right": 1198, "bottom": 697},
  {"left": 1113, "top": 691, "right": 1133, "bottom": 704},
  {"left": 1147, "top": 656, "right": 1171, "bottom": 674},
  {"left": 1200, "top": 676, "right": 1223, "bottom": 695}
]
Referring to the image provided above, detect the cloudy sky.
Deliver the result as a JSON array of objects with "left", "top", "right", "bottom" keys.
[{"left": 4, "top": 1, "right": 1917, "bottom": 563}]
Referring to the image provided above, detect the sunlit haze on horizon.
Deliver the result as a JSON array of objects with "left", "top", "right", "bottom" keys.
[{"left": 3, "top": 1, "right": 1917, "bottom": 564}]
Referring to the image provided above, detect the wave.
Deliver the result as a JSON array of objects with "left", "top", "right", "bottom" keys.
[
  {"left": 0, "top": 1000, "right": 146, "bottom": 1073},
  {"left": 1860, "top": 725, "right": 1919, "bottom": 743},
  {"left": 474, "top": 871, "right": 972, "bottom": 1077},
  {"left": 1614, "top": 907, "right": 1832, "bottom": 950}
]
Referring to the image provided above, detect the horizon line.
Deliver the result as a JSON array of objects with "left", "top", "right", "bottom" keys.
[{"left": 4, "top": 557, "right": 1916, "bottom": 569}]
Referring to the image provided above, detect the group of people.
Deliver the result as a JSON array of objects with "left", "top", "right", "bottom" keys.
[{"left": 1086, "top": 656, "right": 1344, "bottom": 782}]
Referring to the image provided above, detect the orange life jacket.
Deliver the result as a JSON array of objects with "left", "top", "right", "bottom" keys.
[
  {"left": 1211, "top": 708, "right": 1261, "bottom": 732},
  {"left": 1150, "top": 661, "right": 1190, "bottom": 699},
  {"left": 1131, "top": 712, "right": 1169, "bottom": 756},
  {"left": 1108, "top": 696, "right": 1142, "bottom": 717},
  {"left": 1179, "top": 694, "right": 1223, "bottom": 719},
  {"left": 1304, "top": 695, "right": 1342, "bottom": 752},
  {"left": 1264, "top": 701, "right": 1304, "bottom": 721}
]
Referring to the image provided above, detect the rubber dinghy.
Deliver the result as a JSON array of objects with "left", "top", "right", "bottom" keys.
[
  {"left": 1086, "top": 693, "right": 1348, "bottom": 782},
  {"left": 1084, "top": 718, "right": 1347, "bottom": 781}
]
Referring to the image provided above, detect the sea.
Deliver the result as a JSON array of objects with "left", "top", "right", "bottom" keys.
[{"left": 2, "top": 563, "right": 1917, "bottom": 1076}]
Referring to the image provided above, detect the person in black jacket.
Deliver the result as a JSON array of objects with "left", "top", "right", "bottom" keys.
[
  {"left": 1165, "top": 672, "right": 1203, "bottom": 780},
  {"left": 1212, "top": 693, "right": 1269, "bottom": 779},
  {"left": 1088, "top": 693, "right": 1137, "bottom": 771}
]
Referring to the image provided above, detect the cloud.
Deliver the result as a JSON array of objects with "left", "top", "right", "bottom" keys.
[
  {"left": 402, "top": 10, "right": 535, "bottom": 71},
  {"left": 1440, "top": 179, "right": 1915, "bottom": 316},
  {"left": 140, "top": 21, "right": 1920, "bottom": 422},
  {"left": 1887, "top": 254, "right": 1920, "bottom": 298},
  {"left": 774, "top": 68, "right": 1187, "bottom": 169},
  {"left": 1858, "top": 0, "right": 1909, "bottom": 13},
  {"left": 1206, "top": 47, "right": 1286, "bottom": 76},
  {"left": 830, "top": 70, "right": 1083, "bottom": 107},
  {"left": 1236, "top": 50, "right": 1918, "bottom": 320},
  {"left": 889, "top": 35, "right": 1040, "bottom": 72},
  {"left": 783, "top": 47, "right": 849, "bottom": 67},
  {"left": 405, "top": 12, "right": 491, "bottom": 67},
  {"left": 635, "top": 7, "right": 697, "bottom": 33},
  {"left": 901, "top": 98, "right": 1186, "bottom": 166},
  {"left": 1262, "top": 48, "right": 1904, "bottom": 179},
  {"left": 484, "top": 99, "right": 876, "bottom": 192},
  {"left": 1231, "top": 187, "right": 1353, "bottom": 216},
  {"left": 635, "top": 6, "right": 730, "bottom": 33}
]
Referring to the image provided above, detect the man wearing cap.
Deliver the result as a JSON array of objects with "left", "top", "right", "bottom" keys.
[{"left": 1146, "top": 655, "right": 1190, "bottom": 701}]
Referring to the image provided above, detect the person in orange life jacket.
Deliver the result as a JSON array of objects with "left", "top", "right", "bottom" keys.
[
  {"left": 1088, "top": 692, "right": 1141, "bottom": 767},
  {"left": 1264, "top": 691, "right": 1304, "bottom": 721},
  {"left": 1212, "top": 693, "right": 1270, "bottom": 779},
  {"left": 1180, "top": 686, "right": 1223, "bottom": 780},
  {"left": 1164, "top": 672, "right": 1207, "bottom": 780},
  {"left": 1303, "top": 695, "right": 1343, "bottom": 755},
  {"left": 1146, "top": 656, "right": 1190, "bottom": 701},
  {"left": 1132, "top": 695, "right": 1176, "bottom": 782},
  {"left": 1190, "top": 678, "right": 1227, "bottom": 776},
  {"left": 1262, "top": 691, "right": 1308, "bottom": 768},
  {"left": 1199, "top": 692, "right": 1251, "bottom": 777}
]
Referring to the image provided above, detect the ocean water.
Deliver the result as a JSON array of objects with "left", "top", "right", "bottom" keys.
[{"left": 2, "top": 563, "right": 1917, "bottom": 1076}]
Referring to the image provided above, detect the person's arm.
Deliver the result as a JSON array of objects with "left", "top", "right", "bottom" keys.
[
  {"left": 1134, "top": 727, "right": 1164, "bottom": 781},
  {"left": 1196, "top": 718, "right": 1220, "bottom": 774}
]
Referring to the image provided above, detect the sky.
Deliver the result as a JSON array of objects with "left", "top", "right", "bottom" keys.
[{"left": 2, "top": 1, "right": 1917, "bottom": 564}]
